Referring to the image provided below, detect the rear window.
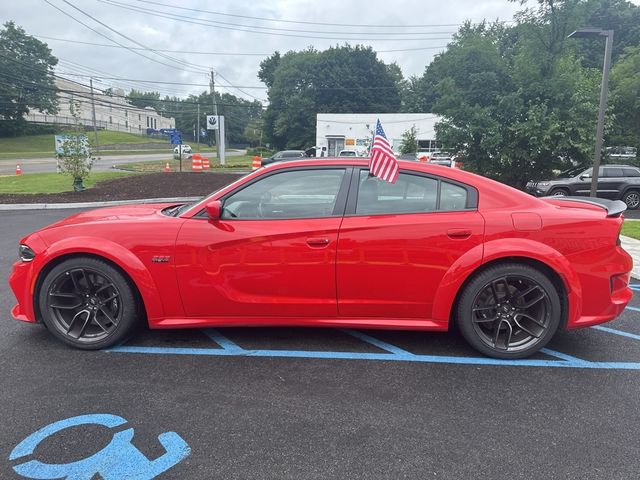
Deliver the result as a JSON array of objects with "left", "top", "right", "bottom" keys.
[{"left": 623, "top": 168, "right": 640, "bottom": 177}]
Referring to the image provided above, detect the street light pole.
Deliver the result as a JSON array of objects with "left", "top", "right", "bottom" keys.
[{"left": 568, "top": 28, "right": 614, "bottom": 198}]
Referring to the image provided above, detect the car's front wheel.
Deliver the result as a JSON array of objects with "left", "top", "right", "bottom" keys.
[
  {"left": 38, "top": 257, "right": 139, "bottom": 349},
  {"left": 457, "top": 264, "right": 561, "bottom": 359}
]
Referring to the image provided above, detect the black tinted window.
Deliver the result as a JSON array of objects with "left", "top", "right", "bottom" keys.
[
  {"left": 623, "top": 168, "right": 640, "bottom": 177},
  {"left": 282, "top": 152, "right": 303, "bottom": 158},
  {"left": 222, "top": 169, "right": 345, "bottom": 219},
  {"left": 355, "top": 172, "right": 469, "bottom": 214}
]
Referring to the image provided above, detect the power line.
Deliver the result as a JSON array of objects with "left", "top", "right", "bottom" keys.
[
  {"left": 99, "top": 0, "right": 456, "bottom": 36},
  {"left": 127, "top": 0, "right": 481, "bottom": 28},
  {"left": 97, "top": 0, "right": 455, "bottom": 42},
  {"left": 42, "top": 0, "right": 206, "bottom": 75},
  {"left": 35, "top": 33, "right": 450, "bottom": 55}
]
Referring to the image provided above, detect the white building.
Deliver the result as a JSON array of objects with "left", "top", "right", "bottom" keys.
[
  {"left": 316, "top": 113, "right": 442, "bottom": 156},
  {"left": 25, "top": 78, "right": 174, "bottom": 133}
]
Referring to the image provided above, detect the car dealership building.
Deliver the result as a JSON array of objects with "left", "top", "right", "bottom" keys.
[{"left": 315, "top": 113, "right": 442, "bottom": 156}]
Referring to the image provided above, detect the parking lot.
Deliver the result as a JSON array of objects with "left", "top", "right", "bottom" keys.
[{"left": 1, "top": 209, "right": 639, "bottom": 479}]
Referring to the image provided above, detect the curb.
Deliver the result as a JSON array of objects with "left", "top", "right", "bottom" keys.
[
  {"left": 0, "top": 197, "right": 201, "bottom": 211},
  {"left": 620, "top": 235, "right": 640, "bottom": 280}
]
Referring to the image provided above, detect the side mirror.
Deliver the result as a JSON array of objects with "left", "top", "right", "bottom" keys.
[
  {"left": 205, "top": 200, "right": 222, "bottom": 221},
  {"left": 580, "top": 174, "right": 590, "bottom": 180}
]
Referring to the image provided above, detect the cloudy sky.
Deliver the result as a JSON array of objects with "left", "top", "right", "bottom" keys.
[{"left": 1, "top": 0, "right": 575, "bottom": 102}]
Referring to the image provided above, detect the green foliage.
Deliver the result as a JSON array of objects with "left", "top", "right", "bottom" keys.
[
  {"left": 126, "top": 89, "right": 162, "bottom": 109},
  {"left": 0, "top": 22, "right": 58, "bottom": 136},
  {"left": 259, "top": 45, "right": 402, "bottom": 149},
  {"left": 399, "top": 125, "right": 419, "bottom": 154},
  {"left": 609, "top": 47, "right": 640, "bottom": 149},
  {"left": 57, "top": 101, "right": 94, "bottom": 191},
  {"left": 415, "top": 16, "right": 601, "bottom": 187}
]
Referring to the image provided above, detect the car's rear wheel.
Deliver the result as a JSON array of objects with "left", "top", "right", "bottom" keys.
[
  {"left": 457, "top": 264, "right": 561, "bottom": 359},
  {"left": 549, "top": 188, "right": 569, "bottom": 197},
  {"left": 623, "top": 190, "right": 640, "bottom": 210},
  {"left": 39, "top": 257, "right": 139, "bottom": 350}
]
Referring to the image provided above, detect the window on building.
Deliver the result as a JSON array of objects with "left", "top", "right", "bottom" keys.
[
  {"left": 138, "top": 114, "right": 141, "bottom": 121},
  {"left": 109, "top": 116, "right": 112, "bottom": 124}
]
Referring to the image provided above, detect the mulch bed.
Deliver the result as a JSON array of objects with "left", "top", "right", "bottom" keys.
[{"left": 0, "top": 172, "right": 244, "bottom": 204}]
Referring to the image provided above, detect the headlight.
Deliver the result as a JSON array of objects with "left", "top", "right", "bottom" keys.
[
  {"left": 18, "top": 244, "right": 35, "bottom": 262},
  {"left": 537, "top": 182, "right": 551, "bottom": 188}
]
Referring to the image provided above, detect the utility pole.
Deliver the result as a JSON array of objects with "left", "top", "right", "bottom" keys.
[
  {"left": 210, "top": 69, "right": 223, "bottom": 165},
  {"left": 196, "top": 103, "right": 200, "bottom": 153},
  {"left": 89, "top": 77, "right": 99, "bottom": 154}
]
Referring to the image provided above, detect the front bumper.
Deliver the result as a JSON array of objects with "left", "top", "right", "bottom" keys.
[{"left": 8, "top": 259, "right": 38, "bottom": 324}]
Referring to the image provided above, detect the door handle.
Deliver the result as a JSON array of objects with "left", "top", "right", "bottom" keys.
[
  {"left": 447, "top": 229, "right": 472, "bottom": 239},
  {"left": 306, "top": 237, "right": 330, "bottom": 247}
]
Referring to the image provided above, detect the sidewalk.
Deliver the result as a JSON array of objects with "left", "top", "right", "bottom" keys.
[{"left": 621, "top": 235, "right": 640, "bottom": 280}]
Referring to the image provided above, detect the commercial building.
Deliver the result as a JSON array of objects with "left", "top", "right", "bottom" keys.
[
  {"left": 315, "top": 113, "right": 442, "bottom": 156},
  {"left": 24, "top": 78, "right": 174, "bottom": 133}
]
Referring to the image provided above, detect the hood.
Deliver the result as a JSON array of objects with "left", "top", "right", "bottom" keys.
[{"left": 41, "top": 203, "right": 174, "bottom": 230}]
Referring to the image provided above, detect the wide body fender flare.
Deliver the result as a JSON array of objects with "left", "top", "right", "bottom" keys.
[
  {"left": 431, "top": 239, "right": 581, "bottom": 327},
  {"left": 37, "top": 237, "right": 164, "bottom": 322}
]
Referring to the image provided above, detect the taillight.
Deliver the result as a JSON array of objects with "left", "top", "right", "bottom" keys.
[{"left": 611, "top": 273, "right": 630, "bottom": 293}]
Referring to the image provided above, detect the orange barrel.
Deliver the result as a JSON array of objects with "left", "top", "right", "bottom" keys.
[
  {"left": 191, "top": 155, "right": 203, "bottom": 172},
  {"left": 202, "top": 157, "right": 210, "bottom": 170},
  {"left": 252, "top": 155, "right": 262, "bottom": 170}
]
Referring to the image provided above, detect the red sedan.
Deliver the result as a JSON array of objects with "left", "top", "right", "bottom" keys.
[{"left": 9, "top": 159, "right": 633, "bottom": 358}]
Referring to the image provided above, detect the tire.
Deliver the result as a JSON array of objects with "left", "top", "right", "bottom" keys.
[
  {"left": 549, "top": 188, "right": 569, "bottom": 197},
  {"left": 457, "top": 264, "right": 561, "bottom": 359},
  {"left": 622, "top": 190, "right": 640, "bottom": 210},
  {"left": 38, "top": 257, "right": 139, "bottom": 350}
]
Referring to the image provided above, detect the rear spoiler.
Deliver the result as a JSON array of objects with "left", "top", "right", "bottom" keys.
[{"left": 548, "top": 196, "right": 627, "bottom": 217}]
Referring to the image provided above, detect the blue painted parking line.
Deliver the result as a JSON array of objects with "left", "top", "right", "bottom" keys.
[
  {"left": 592, "top": 325, "right": 640, "bottom": 341},
  {"left": 105, "top": 297, "right": 640, "bottom": 370}
]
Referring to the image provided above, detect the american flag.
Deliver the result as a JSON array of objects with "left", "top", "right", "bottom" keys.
[{"left": 369, "top": 119, "right": 399, "bottom": 183}]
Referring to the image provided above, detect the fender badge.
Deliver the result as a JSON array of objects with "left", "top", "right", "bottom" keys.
[{"left": 151, "top": 256, "right": 171, "bottom": 263}]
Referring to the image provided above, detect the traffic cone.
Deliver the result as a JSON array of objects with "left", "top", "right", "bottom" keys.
[
  {"left": 16, "top": 164, "right": 22, "bottom": 175},
  {"left": 164, "top": 161, "right": 171, "bottom": 173}
]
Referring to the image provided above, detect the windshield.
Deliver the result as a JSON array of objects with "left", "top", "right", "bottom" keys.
[{"left": 558, "top": 166, "right": 588, "bottom": 178}]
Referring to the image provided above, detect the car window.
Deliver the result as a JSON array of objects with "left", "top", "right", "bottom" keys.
[
  {"left": 222, "top": 169, "right": 346, "bottom": 219},
  {"left": 356, "top": 171, "right": 438, "bottom": 214},
  {"left": 623, "top": 168, "right": 640, "bottom": 177},
  {"left": 603, "top": 167, "right": 624, "bottom": 177},
  {"left": 440, "top": 181, "right": 468, "bottom": 210},
  {"left": 282, "top": 152, "right": 303, "bottom": 158}
]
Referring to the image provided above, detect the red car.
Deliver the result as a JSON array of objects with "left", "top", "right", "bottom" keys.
[{"left": 9, "top": 159, "right": 634, "bottom": 358}]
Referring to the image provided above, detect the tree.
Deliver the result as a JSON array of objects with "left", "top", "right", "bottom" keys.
[
  {"left": 399, "top": 125, "right": 419, "bottom": 154},
  {"left": 259, "top": 45, "right": 402, "bottom": 149},
  {"left": 0, "top": 22, "right": 58, "bottom": 136},
  {"left": 609, "top": 46, "right": 640, "bottom": 150},
  {"left": 126, "top": 89, "right": 161, "bottom": 109},
  {"left": 58, "top": 100, "right": 94, "bottom": 191},
  {"left": 416, "top": 15, "right": 601, "bottom": 188}
]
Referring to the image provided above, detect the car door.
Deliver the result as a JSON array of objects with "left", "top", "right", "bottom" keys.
[
  {"left": 336, "top": 169, "right": 484, "bottom": 319},
  {"left": 599, "top": 167, "right": 625, "bottom": 199},
  {"left": 174, "top": 167, "right": 351, "bottom": 318}
]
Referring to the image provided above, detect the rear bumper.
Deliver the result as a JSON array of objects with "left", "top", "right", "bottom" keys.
[{"left": 567, "top": 246, "right": 634, "bottom": 329}]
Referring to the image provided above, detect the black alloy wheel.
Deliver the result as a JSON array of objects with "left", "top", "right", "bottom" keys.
[
  {"left": 39, "top": 257, "right": 139, "bottom": 349},
  {"left": 457, "top": 264, "right": 561, "bottom": 359}
]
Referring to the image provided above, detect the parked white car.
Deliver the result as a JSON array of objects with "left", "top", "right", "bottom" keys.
[{"left": 173, "top": 144, "right": 192, "bottom": 154}]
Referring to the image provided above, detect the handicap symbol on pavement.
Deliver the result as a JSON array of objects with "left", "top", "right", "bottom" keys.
[{"left": 10, "top": 414, "right": 191, "bottom": 480}]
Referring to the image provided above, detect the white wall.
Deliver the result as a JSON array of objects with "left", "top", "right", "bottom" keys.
[{"left": 25, "top": 78, "right": 175, "bottom": 134}]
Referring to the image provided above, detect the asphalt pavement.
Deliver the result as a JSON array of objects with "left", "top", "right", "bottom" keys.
[
  {"left": 0, "top": 150, "right": 246, "bottom": 174},
  {"left": 1, "top": 209, "right": 639, "bottom": 480}
]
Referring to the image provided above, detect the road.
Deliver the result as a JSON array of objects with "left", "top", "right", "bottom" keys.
[
  {"left": 1, "top": 209, "right": 639, "bottom": 479},
  {"left": 0, "top": 150, "right": 246, "bottom": 175}
]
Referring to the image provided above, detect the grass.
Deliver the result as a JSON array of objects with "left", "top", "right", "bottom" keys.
[
  {"left": 0, "top": 171, "right": 136, "bottom": 194},
  {"left": 118, "top": 155, "right": 253, "bottom": 173},
  {"left": 622, "top": 221, "right": 640, "bottom": 240},
  {"left": 0, "top": 132, "right": 169, "bottom": 159}
]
